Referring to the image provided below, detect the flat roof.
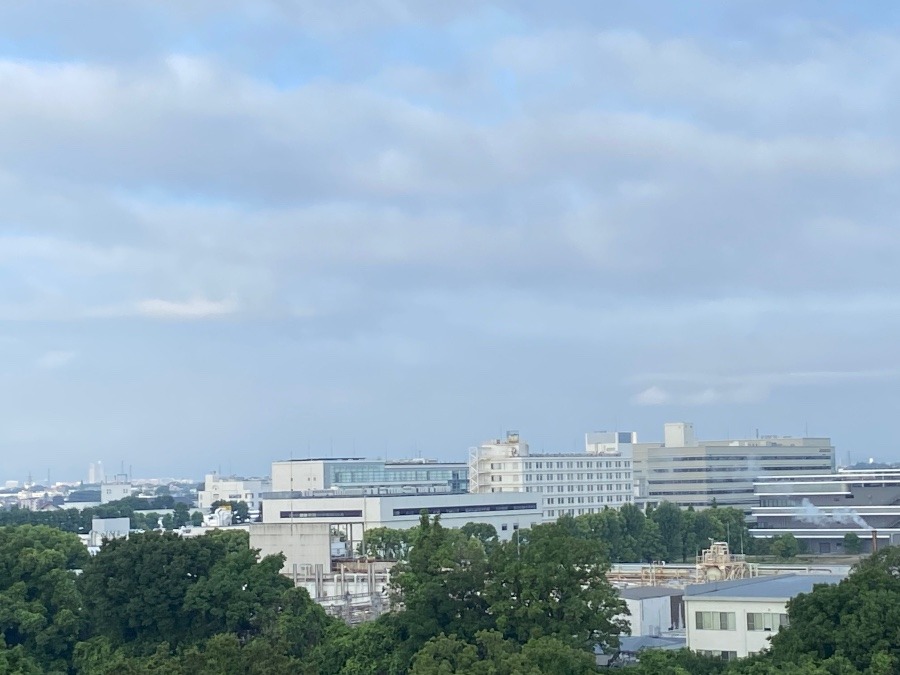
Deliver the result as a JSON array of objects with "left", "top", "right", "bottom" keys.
[
  {"left": 619, "top": 586, "right": 684, "bottom": 600},
  {"left": 685, "top": 574, "right": 845, "bottom": 600}
]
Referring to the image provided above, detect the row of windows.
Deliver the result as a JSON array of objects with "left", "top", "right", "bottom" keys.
[
  {"left": 524, "top": 460, "right": 628, "bottom": 470},
  {"left": 697, "top": 651, "right": 737, "bottom": 661},
  {"left": 649, "top": 488, "right": 755, "bottom": 497},
  {"left": 545, "top": 501, "right": 630, "bottom": 517},
  {"left": 695, "top": 611, "right": 736, "bottom": 631},
  {"left": 524, "top": 484, "right": 629, "bottom": 493},
  {"left": 694, "top": 611, "right": 789, "bottom": 632},
  {"left": 392, "top": 502, "right": 538, "bottom": 516},
  {"left": 667, "top": 455, "right": 831, "bottom": 462},
  {"left": 546, "top": 496, "right": 631, "bottom": 505},
  {"left": 747, "top": 613, "right": 789, "bottom": 631}
]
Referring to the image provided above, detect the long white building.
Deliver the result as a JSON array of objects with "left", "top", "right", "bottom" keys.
[
  {"left": 468, "top": 432, "right": 634, "bottom": 521},
  {"left": 750, "top": 469, "right": 900, "bottom": 553},
  {"left": 271, "top": 458, "right": 468, "bottom": 494},
  {"left": 632, "top": 423, "right": 835, "bottom": 512}
]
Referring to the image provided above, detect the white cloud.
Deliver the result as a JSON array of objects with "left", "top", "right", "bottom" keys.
[
  {"left": 36, "top": 350, "right": 76, "bottom": 369},
  {"left": 631, "top": 386, "right": 671, "bottom": 406},
  {"left": 135, "top": 297, "right": 239, "bottom": 319}
]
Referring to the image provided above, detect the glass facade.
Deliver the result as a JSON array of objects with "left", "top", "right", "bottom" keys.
[{"left": 324, "top": 462, "right": 468, "bottom": 493}]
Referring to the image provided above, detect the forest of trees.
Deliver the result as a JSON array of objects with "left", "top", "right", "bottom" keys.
[
  {"left": 361, "top": 502, "right": 769, "bottom": 564},
  {"left": 0, "top": 496, "right": 209, "bottom": 533},
  {"left": 0, "top": 505, "right": 889, "bottom": 674}
]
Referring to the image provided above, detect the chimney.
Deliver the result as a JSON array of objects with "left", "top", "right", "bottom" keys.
[{"left": 872, "top": 529, "right": 879, "bottom": 553}]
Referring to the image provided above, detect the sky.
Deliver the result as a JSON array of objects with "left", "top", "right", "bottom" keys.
[{"left": 2, "top": 1, "right": 899, "bottom": 482}]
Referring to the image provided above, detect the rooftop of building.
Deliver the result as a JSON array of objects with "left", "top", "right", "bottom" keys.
[
  {"left": 262, "top": 489, "right": 534, "bottom": 501},
  {"left": 684, "top": 573, "right": 846, "bottom": 600},
  {"left": 274, "top": 457, "right": 466, "bottom": 466},
  {"left": 618, "top": 586, "right": 684, "bottom": 600}
]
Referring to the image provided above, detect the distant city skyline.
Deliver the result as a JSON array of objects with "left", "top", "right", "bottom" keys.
[{"left": 2, "top": 2, "right": 900, "bottom": 478}]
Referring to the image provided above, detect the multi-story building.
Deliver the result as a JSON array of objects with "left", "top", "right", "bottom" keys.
[
  {"left": 632, "top": 423, "right": 835, "bottom": 511},
  {"left": 270, "top": 458, "right": 468, "bottom": 495},
  {"left": 684, "top": 575, "right": 845, "bottom": 660},
  {"left": 100, "top": 480, "right": 132, "bottom": 504},
  {"left": 197, "top": 473, "right": 272, "bottom": 511},
  {"left": 468, "top": 432, "right": 634, "bottom": 522},
  {"left": 750, "top": 469, "right": 900, "bottom": 553}
]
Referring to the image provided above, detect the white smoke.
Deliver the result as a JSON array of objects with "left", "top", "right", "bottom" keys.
[{"left": 797, "top": 498, "right": 870, "bottom": 530}]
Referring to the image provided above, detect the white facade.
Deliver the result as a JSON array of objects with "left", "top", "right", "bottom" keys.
[
  {"left": 468, "top": 432, "right": 634, "bottom": 522},
  {"left": 249, "top": 522, "right": 333, "bottom": 572},
  {"left": 88, "top": 462, "right": 105, "bottom": 485},
  {"left": 100, "top": 482, "right": 132, "bottom": 504},
  {"left": 684, "top": 575, "right": 845, "bottom": 660},
  {"left": 633, "top": 423, "right": 835, "bottom": 511},
  {"left": 261, "top": 491, "right": 542, "bottom": 545},
  {"left": 198, "top": 473, "right": 272, "bottom": 511},
  {"left": 271, "top": 458, "right": 468, "bottom": 495}
]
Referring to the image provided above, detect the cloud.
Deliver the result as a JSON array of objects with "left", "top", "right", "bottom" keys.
[
  {"left": 631, "top": 386, "right": 671, "bottom": 406},
  {"left": 36, "top": 350, "right": 76, "bottom": 370},
  {"left": 135, "top": 297, "right": 239, "bottom": 319},
  {"left": 630, "top": 369, "right": 900, "bottom": 406}
]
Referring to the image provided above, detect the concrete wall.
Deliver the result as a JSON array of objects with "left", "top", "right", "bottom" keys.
[
  {"left": 271, "top": 461, "right": 326, "bottom": 492},
  {"left": 249, "top": 522, "right": 332, "bottom": 572}
]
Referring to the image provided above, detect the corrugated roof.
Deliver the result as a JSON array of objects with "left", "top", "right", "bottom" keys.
[{"left": 684, "top": 574, "right": 846, "bottom": 600}]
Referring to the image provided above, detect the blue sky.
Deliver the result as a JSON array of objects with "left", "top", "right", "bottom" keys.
[{"left": 1, "top": 1, "right": 899, "bottom": 481}]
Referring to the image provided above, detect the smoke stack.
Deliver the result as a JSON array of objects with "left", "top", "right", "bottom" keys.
[{"left": 872, "top": 529, "right": 878, "bottom": 553}]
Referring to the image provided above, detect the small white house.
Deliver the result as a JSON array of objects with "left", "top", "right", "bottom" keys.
[{"left": 684, "top": 574, "right": 845, "bottom": 660}]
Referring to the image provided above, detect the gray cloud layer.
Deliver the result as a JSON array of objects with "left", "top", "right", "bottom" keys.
[{"left": 0, "top": 2, "right": 897, "bottom": 480}]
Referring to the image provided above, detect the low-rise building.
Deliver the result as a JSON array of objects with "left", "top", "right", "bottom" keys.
[
  {"left": 684, "top": 574, "right": 845, "bottom": 660},
  {"left": 260, "top": 490, "right": 542, "bottom": 552},
  {"left": 100, "top": 480, "right": 132, "bottom": 504}
]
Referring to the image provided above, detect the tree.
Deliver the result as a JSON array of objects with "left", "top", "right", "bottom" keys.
[
  {"left": 487, "top": 517, "right": 628, "bottom": 649},
  {"left": 459, "top": 522, "right": 498, "bottom": 545},
  {"left": 173, "top": 502, "right": 191, "bottom": 528},
  {"left": 358, "top": 527, "right": 413, "bottom": 560},
  {"left": 770, "top": 534, "right": 800, "bottom": 560},
  {"left": 210, "top": 500, "right": 250, "bottom": 524},
  {"left": 77, "top": 529, "right": 284, "bottom": 651},
  {"left": 769, "top": 547, "right": 900, "bottom": 672},
  {"left": 0, "top": 525, "right": 89, "bottom": 671},
  {"left": 649, "top": 502, "right": 684, "bottom": 563},
  {"left": 191, "top": 511, "right": 205, "bottom": 527},
  {"left": 842, "top": 532, "right": 862, "bottom": 555}
]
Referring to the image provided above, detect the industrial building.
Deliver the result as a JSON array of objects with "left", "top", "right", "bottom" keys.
[
  {"left": 684, "top": 574, "right": 845, "bottom": 659},
  {"left": 750, "top": 469, "right": 900, "bottom": 553},
  {"left": 468, "top": 431, "right": 634, "bottom": 521},
  {"left": 631, "top": 423, "right": 835, "bottom": 511}
]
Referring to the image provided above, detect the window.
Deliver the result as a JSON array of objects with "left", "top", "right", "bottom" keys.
[
  {"left": 697, "top": 651, "right": 737, "bottom": 661},
  {"left": 501, "top": 524, "right": 508, "bottom": 531},
  {"left": 747, "top": 613, "right": 789, "bottom": 632},
  {"left": 695, "top": 612, "right": 736, "bottom": 631}
]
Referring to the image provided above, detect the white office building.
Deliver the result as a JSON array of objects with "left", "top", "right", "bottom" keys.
[
  {"left": 197, "top": 473, "right": 272, "bottom": 511},
  {"left": 468, "top": 432, "right": 634, "bottom": 522},
  {"left": 684, "top": 574, "right": 845, "bottom": 660},
  {"left": 632, "top": 423, "right": 835, "bottom": 511},
  {"left": 259, "top": 490, "right": 542, "bottom": 551},
  {"left": 271, "top": 458, "right": 468, "bottom": 495}
]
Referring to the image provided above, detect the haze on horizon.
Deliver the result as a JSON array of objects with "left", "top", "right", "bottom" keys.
[{"left": 1, "top": 1, "right": 898, "bottom": 481}]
